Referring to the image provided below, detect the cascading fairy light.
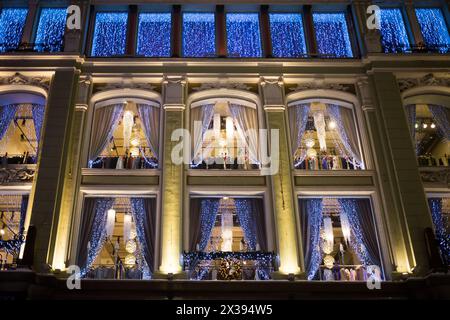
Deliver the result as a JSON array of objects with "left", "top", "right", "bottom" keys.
[
  {"left": 312, "top": 13, "right": 353, "bottom": 58},
  {"left": 428, "top": 198, "right": 450, "bottom": 265},
  {"left": 34, "top": 8, "right": 66, "bottom": 52},
  {"left": 136, "top": 13, "right": 171, "bottom": 57},
  {"left": 91, "top": 12, "right": 128, "bottom": 57},
  {"left": 234, "top": 199, "right": 257, "bottom": 251},
  {"left": 182, "top": 12, "right": 216, "bottom": 57},
  {"left": 226, "top": 13, "right": 262, "bottom": 58},
  {"left": 379, "top": 8, "right": 411, "bottom": 53},
  {"left": 0, "top": 8, "right": 28, "bottom": 52},
  {"left": 269, "top": 13, "right": 307, "bottom": 58},
  {"left": 415, "top": 8, "right": 450, "bottom": 54}
]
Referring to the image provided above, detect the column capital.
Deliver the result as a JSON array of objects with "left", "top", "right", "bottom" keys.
[
  {"left": 260, "top": 76, "right": 284, "bottom": 107},
  {"left": 163, "top": 104, "right": 185, "bottom": 111},
  {"left": 356, "top": 78, "right": 376, "bottom": 112},
  {"left": 260, "top": 76, "right": 283, "bottom": 87},
  {"left": 263, "top": 105, "right": 285, "bottom": 112},
  {"left": 76, "top": 74, "right": 93, "bottom": 109},
  {"left": 163, "top": 75, "right": 186, "bottom": 106}
]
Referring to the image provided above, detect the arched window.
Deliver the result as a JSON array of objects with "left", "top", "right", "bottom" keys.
[
  {"left": 0, "top": 93, "right": 46, "bottom": 166},
  {"left": 405, "top": 104, "right": 449, "bottom": 167},
  {"left": 88, "top": 99, "right": 160, "bottom": 169},
  {"left": 288, "top": 101, "right": 364, "bottom": 170},
  {"left": 190, "top": 100, "right": 259, "bottom": 170}
]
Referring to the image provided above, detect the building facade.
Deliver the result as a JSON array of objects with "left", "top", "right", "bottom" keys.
[{"left": 0, "top": 0, "right": 449, "bottom": 297}]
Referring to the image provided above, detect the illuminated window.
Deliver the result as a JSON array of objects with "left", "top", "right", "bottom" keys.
[
  {"left": 91, "top": 12, "right": 128, "bottom": 57},
  {"left": 182, "top": 13, "right": 216, "bottom": 57},
  {"left": 226, "top": 13, "right": 262, "bottom": 58},
  {"left": 312, "top": 13, "right": 353, "bottom": 58},
  {"left": 379, "top": 8, "right": 411, "bottom": 53},
  {"left": 137, "top": 13, "right": 171, "bottom": 57},
  {"left": 0, "top": 8, "right": 28, "bottom": 52},
  {"left": 269, "top": 13, "right": 307, "bottom": 58},
  {"left": 34, "top": 8, "right": 67, "bottom": 52},
  {"left": 415, "top": 8, "right": 450, "bottom": 53}
]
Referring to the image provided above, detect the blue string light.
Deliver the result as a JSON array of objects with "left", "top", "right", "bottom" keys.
[
  {"left": 137, "top": 13, "right": 171, "bottom": 57},
  {"left": 269, "top": 13, "right": 307, "bottom": 58},
  {"left": 415, "top": 8, "right": 450, "bottom": 53},
  {"left": 234, "top": 199, "right": 257, "bottom": 250},
  {"left": 199, "top": 199, "right": 220, "bottom": 251},
  {"left": 428, "top": 198, "right": 450, "bottom": 265},
  {"left": 0, "top": 8, "right": 28, "bottom": 52},
  {"left": 182, "top": 13, "right": 216, "bottom": 57},
  {"left": 34, "top": 8, "right": 66, "bottom": 52},
  {"left": 130, "top": 198, "right": 152, "bottom": 277},
  {"left": 312, "top": 13, "right": 353, "bottom": 58},
  {"left": 91, "top": 12, "right": 128, "bottom": 57},
  {"left": 379, "top": 8, "right": 411, "bottom": 53},
  {"left": 226, "top": 13, "right": 262, "bottom": 58},
  {"left": 305, "top": 198, "right": 323, "bottom": 280}
]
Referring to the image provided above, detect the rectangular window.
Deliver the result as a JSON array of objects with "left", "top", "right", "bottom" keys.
[
  {"left": 379, "top": 8, "right": 411, "bottom": 53},
  {"left": 91, "top": 12, "right": 128, "bottom": 57},
  {"left": 137, "top": 13, "right": 171, "bottom": 57},
  {"left": 226, "top": 13, "right": 262, "bottom": 58},
  {"left": 182, "top": 12, "right": 216, "bottom": 57},
  {"left": 0, "top": 8, "right": 28, "bottom": 52},
  {"left": 415, "top": 8, "right": 450, "bottom": 53},
  {"left": 34, "top": 8, "right": 67, "bottom": 52},
  {"left": 269, "top": 13, "right": 307, "bottom": 58},
  {"left": 312, "top": 13, "right": 353, "bottom": 58}
]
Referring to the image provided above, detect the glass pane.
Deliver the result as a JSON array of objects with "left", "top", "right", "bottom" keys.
[
  {"left": 226, "top": 13, "right": 262, "bottom": 58},
  {"left": 379, "top": 9, "right": 411, "bottom": 53},
  {"left": 0, "top": 8, "right": 28, "bottom": 52},
  {"left": 91, "top": 12, "right": 128, "bottom": 57},
  {"left": 415, "top": 8, "right": 450, "bottom": 53},
  {"left": 137, "top": 13, "right": 171, "bottom": 57},
  {"left": 34, "top": 8, "right": 67, "bottom": 52},
  {"left": 182, "top": 13, "right": 216, "bottom": 57},
  {"left": 312, "top": 13, "right": 353, "bottom": 58},
  {"left": 269, "top": 13, "right": 307, "bottom": 58}
]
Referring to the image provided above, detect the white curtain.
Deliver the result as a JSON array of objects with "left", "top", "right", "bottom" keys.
[
  {"left": 191, "top": 104, "right": 215, "bottom": 164},
  {"left": 289, "top": 104, "right": 310, "bottom": 166},
  {"left": 229, "top": 104, "right": 259, "bottom": 164},
  {"left": 137, "top": 104, "right": 160, "bottom": 159},
  {"left": 89, "top": 104, "right": 125, "bottom": 166}
]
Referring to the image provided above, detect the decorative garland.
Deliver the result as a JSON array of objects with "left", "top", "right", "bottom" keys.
[{"left": 218, "top": 257, "right": 242, "bottom": 280}]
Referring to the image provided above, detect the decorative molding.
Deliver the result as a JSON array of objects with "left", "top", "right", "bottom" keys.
[
  {"left": 398, "top": 73, "right": 450, "bottom": 93},
  {"left": 97, "top": 81, "right": 157, "bottom": 92},
  {"left": 192, "top": 82, "right": 252, "bottom": 92},
  {"left": 289, "top": 82, "right": 352, "bottom": 93},
  {"left": 0, "top": 72, "right": 50, "bottom": 91},
  {"left": 260, "top": 76, "right": 283, "bottom": 87},
  {"left": 0, "top": 167, "right": 35, "bottom": 184},
  {"left": 419, "top": 168, "right": 450, "bottom": 185}
]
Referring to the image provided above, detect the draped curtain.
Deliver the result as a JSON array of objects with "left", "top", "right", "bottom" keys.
[
  {"left": 136, "top": 104, "right": 160, "bottom": 159},
  {"left": 326, "top": 104, "right": 362, "bottom": 166},
  {"left": 299, "top": 198, "right": 323, "bottom": 280},
  {"left": 77, "top": 197, "right": 115, "bottom": 276},
  {"left": 428, "top": 198, "right": 450, "bottom": 265},
  {"left": 191, "top": 104, "right": 215, "bottom": 164},
  {"left": 189, "top": 198, "right": 202, "bottom": 251},
  {"left": 197, "top": 198, "right": 220, "bottom": 251},
  {"left": 89, "top": 104, "right": 125, "bottom": 166},
  {"left": 31, "top": 104, "right": 45, "bottom": 147},
  {"left": 234, "top": 199, "right": 257, "bottom": 250},
  {"left": 229, "top": 104, "right": 259, "bottom": 164},
  {"left": 0, "top": 104, "right": 17, "bottom": 140},
  {"left": 19, "top": 194, "right": 29, "bottom": 235},
  {"left": 428, "top": 104, "right": 450, "bottom": 140},
  {"left": 289, "top": 104, "right": 310, "bottom": 166},
  {"left": 130, "top": 197, "right": 157, "bottom": 274},
  {"left": 338, "top": 199, "right": 380, "bottom": 268},
  {"left": 252, "top": 198, "right": 267, "bottom": 251}
]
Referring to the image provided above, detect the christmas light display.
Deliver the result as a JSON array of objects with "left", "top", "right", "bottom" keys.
[
  {"left": 137, "top": 13, "right": 171, "bottom": 57},
  {"left": 428, "top": 198, "right": 450, "bottom": 265},
  {"left": 312, "top": 13, "right": 353, "bottom": 58},
  {"left": 182, "top": 13, "right": 216, "bottom": 57},
  {"left": 34, "top": 8, "right": 66, "bottom": 52},
  {"left": 91, "top": 12, "right": 128, "bottom": 57},
  {"left": 379, "top": 8, "right": 411, "bottom": 53},
  {"left": 226, "top": 13, "right": 262, "bottom": 58},
  {"left": 269, "top": 13, "right": 307, "bottom": 58},
  {"left": 0, "top": 8, "right": 28, "bottom": 52},
  {"left": 415, "top": 8, "right": 450, "bottom": 53}
]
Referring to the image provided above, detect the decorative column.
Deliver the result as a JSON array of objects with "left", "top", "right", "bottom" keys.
[
  {"left": 404, "top": 0, "right": 425, "bottom": 47},
  {"left": 260, "top": 77, "right": 301, "bottom": 277},
  {"left": 158, "top": 76, "right": 186, "bottom": 277},
  {"left": 21, "top": 0, "right": 39, "bottom": 46},
  {"left": 358, "top": 75, "right": 433, "bottom": 276},
  {"left": 51, "top": 75, "right": 92, "bottom": 271},
  {"left": 28, "top": 68, "right": 80, "bottom": 272}
]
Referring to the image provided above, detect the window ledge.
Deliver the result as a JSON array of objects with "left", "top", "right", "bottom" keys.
[
  {"left": 187, "top": 169, "right": 262, "bottom": 177},
  {"left": 82, "top": 168, "right": 160, "bottom": 176},
  {"left": 293, "top": 170, "right": 375, "bottom": 177}
]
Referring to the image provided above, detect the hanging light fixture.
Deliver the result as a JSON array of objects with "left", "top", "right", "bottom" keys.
[
  {"left": 123, "top": 214, "right": 132, "bottom": 243},
  {"left": 415, "top": 123, "right": 419, "bottom": 129},
  {"left": 340, "top": 211, "right": 351, "bottom": 245},
  {"left": 323, "top": 216, "right": 334, "bottom": 248},
  {"left": 430, "top": 123, "right": 436, "bottom": 129},
  {"left": 328, "top": 120, "right": 337, "bottom": 130},
  {"left": 123, "top": 110, "right": 134, "bottom": 150},
  {"left": 106, "top": 209, "right": 116, "bottom": 238},
  {"left": 422, "top": 122, "right": 428, "bottom": 129}
]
